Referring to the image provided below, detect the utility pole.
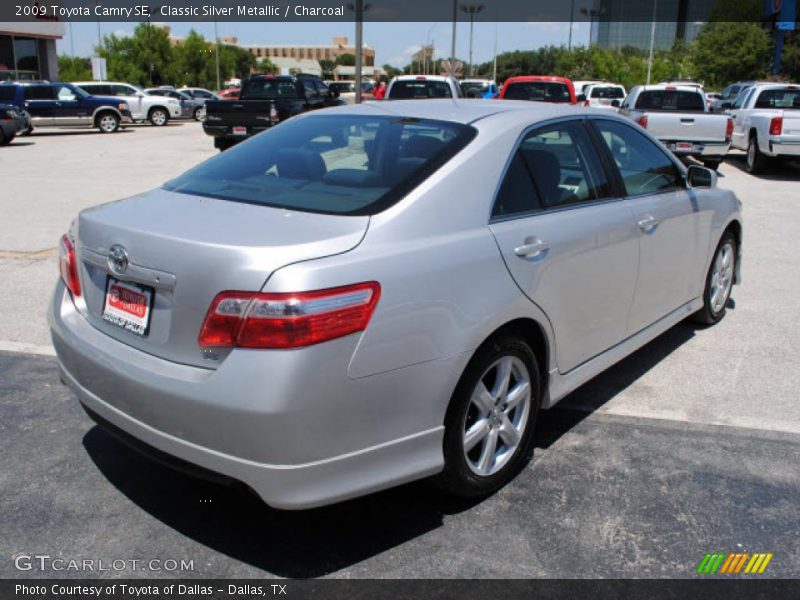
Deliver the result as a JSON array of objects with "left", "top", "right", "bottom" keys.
[
  {"left": 214, "top": 20, "right": 220, "bottom": 91},
  {"left": 568, "top": 0, "right": 575, "bottom": 50},
  {"left": 646, "top": 0, "right": 657, "bottom": 84},
  {"left": 450, "top": 0, "right": 457, "bottom": 68},
  {"left": 492, "top": 22, "right": 497, "bottom": 83},
  {"left": 460, "top": 4, "right": 484, "bottom": 77}
]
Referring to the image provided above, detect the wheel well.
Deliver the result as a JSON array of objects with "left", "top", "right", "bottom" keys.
[
  {"left": 93, "top": 110, "right": 117, "bottom": 125},
  {"left": 149, "top": 105, "right": 167, "bottom": 115},
  {"left": 749, "top": 128, "right": 758, "bottom": 141},
  {"left": 479, "top": 318, "right": 550, "bottom": 398}
]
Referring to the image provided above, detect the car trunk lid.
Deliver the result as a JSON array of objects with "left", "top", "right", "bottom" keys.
[{"left": 75, "top": 188, "right": 368, "bottom": 368}]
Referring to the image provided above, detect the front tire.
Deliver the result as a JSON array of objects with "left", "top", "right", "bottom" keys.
[
  {"left": 693, "top": 231, "right": 736, "bottom": 325},
  {"left": 0, "top": 130, "right": 13, "bottom": 146},
  {"left": 96, "top": 112, "right": 120, "bottom": 133},
  {"left": 434, "top": 335, "right": 540, "bottom": 499},
  {"left": 746, "top": 135, "right": 767, "bottom": 174},
  {"left": 148, "top": 107, "right": 168, "bottom": 126},
  {"left": 193, "top": 106, "right": 206, "bottom": 121}
]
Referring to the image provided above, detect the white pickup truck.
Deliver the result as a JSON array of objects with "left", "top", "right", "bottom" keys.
[
  {"left": 726, "top": 83, "right": 800, "bottom": 174},
  {"left": 620, "top": 84, "right": 733, "bottom": 170}
]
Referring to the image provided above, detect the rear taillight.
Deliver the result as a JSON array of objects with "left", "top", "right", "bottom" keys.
[
  {"left": 636, "top": 115, "right": 648, "bottom": 129},
  {"left": 58, "top": 234, "right": 81, "bottom": 297},
  {"left": 198, "top": 282, "right": 381, "bottom": 349},
  {"left": 769, "top": 117, "right": 783, "bottom": 136},
  {"left": 583, "top": 99, "right": 590, "bottom": 107},
  {"left": 725, "top": 117, "right": 734, "bottom": 141}
]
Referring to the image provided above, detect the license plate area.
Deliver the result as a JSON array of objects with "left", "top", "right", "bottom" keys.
[
  {"left": 232, "top": 126, "right": 247, "bottom": 135},
  {"left": 102, "top": 277, "right": 154, "bottom": 337},
  {"left": 674, "top": 142, "right": 694, "bottom": 151}
]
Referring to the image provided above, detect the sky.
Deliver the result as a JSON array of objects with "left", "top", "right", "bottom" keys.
[{"left": 58, "top": 21, "right": 591, "bottom": 68}]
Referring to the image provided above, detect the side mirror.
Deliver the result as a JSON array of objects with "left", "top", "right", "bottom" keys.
[
  {"left": 576, "top": 94, "right": 586, "bottom": 103},
  {"left": 687, "top": 165, "right": 717, "bottom": 189},
  {"left": 328, "top": 89, "right": 340, "bottom": 99},
  {"left": 611, "top": 99, "right": 621, "bottom": 108},
  {"left": 720, "top": 101, "right": 732, "bottom": 109}
]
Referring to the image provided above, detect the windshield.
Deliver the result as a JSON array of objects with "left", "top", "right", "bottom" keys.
[
  {"left": 504, "top": 81, "right": 572, "bottom": 103},
  {"left": 388, "top": 80, "right": 453, "bottom": 99},
  {"left": 163, "top": 115, "right": 476, "bottom": 216},
  {"left": 590, "top": 86, "right": 625, "bottom": 99},
  {"left": 461, "top": 82, "right": 488, "bottom": 92},
  {"left": 241, "top": 78, "right": 299, "bottom": 99},
  {"left": 635, "top": 90, "right": 705, "bottom": 112},
  {"left": 755, "top": 88, "right": 800, "bottom": 109}
]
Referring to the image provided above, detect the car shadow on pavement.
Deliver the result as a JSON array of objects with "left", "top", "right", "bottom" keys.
[
  {"left": 1, "top": 141, "right": 35, "bottom": 147},
  {"left": 82, "top": 318, "right": 709, "bottom": 578},
  {"left": 31, "top": 129, "right": 135, "bottom": 137},
  {"left": 724, "top": 154, "right": 800, "bottom": 181}
]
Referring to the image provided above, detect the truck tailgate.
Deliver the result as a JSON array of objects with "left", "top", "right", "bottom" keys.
[{"left": 645, "top": 112, "right": 729, "bottom": 143}]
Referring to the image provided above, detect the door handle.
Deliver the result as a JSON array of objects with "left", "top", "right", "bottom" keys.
[
  {"left": 514, "top": 238, "right": 549, "bottom": 259},
  {"left": 637, "top": 215, "right": 660, "bottom": 231}
]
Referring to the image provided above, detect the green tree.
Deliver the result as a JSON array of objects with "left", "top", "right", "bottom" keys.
[
  {"left": 689, "top": 22, "right": 770, "bottom": 88},
  {"left": 319, "top": 59, "right": 336, "bottom": 79},
  {"left": 95, "top": 23, "right": 172, "bottom": 86},
  {"left": 221, "top": 44, "right": 257, "bottom": 80},
  {"left": 256, "top": 57, "right": 278, "bottom": 74},
  {"left": 381, "top": 63, "right": 403, "bottom": 78},
  {"left": 57, "top": 55, "right": 92, "bottom": 81},
  {"left": 335, "top": 53, "right": 356, "bottom": 66},
  {"left": 170, "top": 30, "right": 218, "bottom": 88}
]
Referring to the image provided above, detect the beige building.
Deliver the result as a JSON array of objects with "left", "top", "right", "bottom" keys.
[{"left": 238, "top": 36, "right": 374, "bottom": 68}]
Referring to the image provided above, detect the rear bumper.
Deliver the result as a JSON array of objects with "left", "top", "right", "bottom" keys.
[
  {"left": 767, "top": 139, "right": 800, "bottom": 157},
  {"left": 202, "top": 124, "right": 269, "bottom": 138},
  {"left": 49, "top": 282, "right": 451, "bottom": 509},
  {"left": 664, "top": 140, "right": 730, "bottom": 158}
]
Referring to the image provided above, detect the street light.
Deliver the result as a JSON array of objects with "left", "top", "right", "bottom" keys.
[
  {"left": 568, "top": 0, "right": 576, "bottom": 50},
  {"left": 460, "top": 4, "right": 484, "bottom": 77},
  {"left": 580, "top": 6, "right": 607, "bottom": 46},
  {"left": 214, "top": 20, "right": 220, "bottom": 91},
  {"left": 646, "top": 0, "right": 658, "bottom": 85},
  {"left": 346, "top": 1, "right": 370, "bottom": 104}
]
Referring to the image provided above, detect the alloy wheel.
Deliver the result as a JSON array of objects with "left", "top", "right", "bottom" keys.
[
  {"left": 99, "top": 115, "right": 117, "bottom": 133},
  {"left": 710, "top": 242, "right": 734, "bottom": 314}
]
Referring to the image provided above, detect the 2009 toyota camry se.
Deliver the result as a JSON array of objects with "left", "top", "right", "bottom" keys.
[{"left": 50, "top": 100, "right": 742, "bottom": 509}]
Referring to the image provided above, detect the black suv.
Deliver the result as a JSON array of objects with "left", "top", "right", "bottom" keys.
[{"left": 203, "top": 73, "right": 344, "bottom": 151}]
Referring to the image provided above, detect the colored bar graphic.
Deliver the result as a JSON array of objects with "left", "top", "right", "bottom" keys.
[{"left": 699, "top": 552, "right": 773, "bottom": 575}]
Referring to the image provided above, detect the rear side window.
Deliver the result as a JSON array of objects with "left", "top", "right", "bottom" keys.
[
  {"left": 635, "top": 90, "right": 705, "bottom": 112},
  {"left": 24, "top": 86, "right": 56, "bottom": 100},
  {"left": 0, "top": 86, "right": 15, "bottom": 101},
  {"left": 755, "top": 88, "right": 800, "bottom": 109},
  {"left": 388, "top": 80, "right": 453, "bottom": 99},
  {"left": 593, "top": 119, "right": 682, "bottom": 196},
  {"left": 492, "top": 153, "right": 542, "bottom": 218},
  {"left": 164, "top": 115, "right": 476, "bottom": 216},
  {"left": 242, "top": 79, "right": 299, "bottom": 99},
  {"left": 504, "top": 81, "right": 571, "bottom": 103}
]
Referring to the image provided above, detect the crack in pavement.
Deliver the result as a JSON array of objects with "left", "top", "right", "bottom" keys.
[{"left": 0, "top": 248, "right": 57, "bottom": 261}]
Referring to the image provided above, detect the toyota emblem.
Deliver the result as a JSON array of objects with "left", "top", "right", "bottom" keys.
[{"left": 108, "top": 244, "right": 129, "bottom": 274}]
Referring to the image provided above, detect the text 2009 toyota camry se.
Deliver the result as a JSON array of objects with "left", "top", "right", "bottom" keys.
[{"left": 50, "top": 100, "right": 742, "bottom": 509}]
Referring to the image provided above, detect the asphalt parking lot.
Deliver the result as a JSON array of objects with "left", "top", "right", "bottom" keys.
[{"left": 1, "top": 121, "right": 800, "bottom": 578}]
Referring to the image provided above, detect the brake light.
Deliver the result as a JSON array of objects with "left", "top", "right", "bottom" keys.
[
  {"left": 636, "top": 115, "right": 648, "bottom": 129},
  {"left": 416, "top": 76, "right": 427, "bottom": 80},
  {"left": 769, "top": 116, "right": 783, "bottom": 136},
  {"left": 583, "top": 99, "right": 590, "bottom": 107},
  {"left": 665, "top": 86, "right": 677, "bottom": 91},
  {"left": 725, "top": 117, "right": 734, "bottom": 141},
  {"left": 58, "top": 234, "right": 81, "bottom": 297},
  {"left": 198, "top": 282, "right": 381, "bottom": 349}
]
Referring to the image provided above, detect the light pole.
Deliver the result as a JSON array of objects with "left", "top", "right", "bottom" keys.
[
  {"left": 646, "top": 0, "right": 658, "bottom": 84},
  {"left": 460, "top": 4, "right": 484, "bottom": 77},
  {"left": 346, "top": 1, "right": 370, "bottom": 104},
  {"left": 214, "top": 20, "right": 220, "bottom": 91},
  {"left": 94, "top": 1, "right": 102, "bottom": 51},
  {"left": 568, "top": 0, "right": 575, "bottom": 50},
  {"left": 580, "top": 6, "right": 606, "bottom": 47},
  {"left": 450, "top": 0, "right": 457, "bottom": 70}
]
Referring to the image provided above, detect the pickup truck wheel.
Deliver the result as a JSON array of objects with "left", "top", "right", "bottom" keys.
[
  {"left": 702, "top": 159, "right": 722, "bottom": 171},
  {"left": 693, "top": 231, "right": 736, "bottom": 326},
  {"left": 746, "top": 135, "right": 767, "bottom": 174},
  {"left": 0, "top": 130, "right": 13, "bottom": 146},
  {"left": 433, "top": 335, "right": 540, "bottom": 499},
  {"left": 193, "top": 106, "right": 206, "bottom": 121},
  {"left": 149, "top": 107, "right": 168, "bottom": 126},
  {"left": 96, "top": 112, "right": 120, "bottom": 133}
]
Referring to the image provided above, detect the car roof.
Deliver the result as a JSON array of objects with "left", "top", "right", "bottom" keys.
[
  {"left": 392, "top": 75, "right": 452, "bottom": 82},
  {"left": 635, "top": 84, "right": 704, "bottom": 93},
  {"left": 505, "top": 76, "right": 572, "bottom": 84},
  {"left": 307, "top": 98, "right": 605, "bottom": 125}
]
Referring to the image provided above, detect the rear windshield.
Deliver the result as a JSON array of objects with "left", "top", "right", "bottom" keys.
[
  {"left": 754, "top": 88, "right": 800, "bottom": 109},
  {"left": 163, "top": 115, "right": 476, "bottom": 216},
  {"left": 504, "top": 81, "right": 572, "bottom": 103},
  {"left": 241, "top": 78, "right": 299, "bottom": 99},
  {"left": 388, "top": 80, "right": 453, "bottom": 99},
  {"left": 635, "top": 90, "right": 705, "bottom": 111},
  {"left": 590, "top": 86, "right": 625, "bottom": 99}
]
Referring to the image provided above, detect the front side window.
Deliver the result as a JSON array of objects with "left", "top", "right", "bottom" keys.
[
  {"left": 112, "top": 85, "right": 134, "bottom": 97},
  {"left": 492, "top": 152, "right": 542, "bottom": 219},
  {"left": 163, "top": 115, "right": 476, "bottom": 216},
  {"left": 593, "top": 119, "right": 682, "bottom": 197},
  {"left": 388, "top": 80, "right": 453, "bottom": 99},
  {"left": 55, "top": 85, "right": 77, "bottom": 101}
]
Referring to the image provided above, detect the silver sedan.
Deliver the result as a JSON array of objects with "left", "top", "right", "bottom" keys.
[{"left": 49, "top": 100, "right": 742, "bottom": 509}]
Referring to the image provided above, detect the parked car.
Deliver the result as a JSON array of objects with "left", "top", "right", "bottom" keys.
[
  {"left": 498, "top": 76, "right": 577, "bottom": 104},
  {"left": 203, "top": 73, "right": 344, "bottom": 151},
  {"left": 0, "top": 82, "right": 131, "bottom": 133},
  {"left": 460, "top": 79, "right": 500, "bottom": 99},
  {"left": 218, "top": 88, "right": 241, "bottom": 100},
  {"left": 177, "top": 87, "right": 220, "bottom": 102},
  {"left": 620, "top": 84, "right": 733, "bottom": 170},
  {"left": 73, "top": 81, "right": 181, "bottom": 126},
  {"left": 145, "top": 88, "right": 206, "bottom": 121},
  {"left": 328, "top": 81, "right": 357, "bottom": 104},
  {"left": 727, "top": 82, "right": 800, "bottom": 173},
  {"left": 580, "top": 83, "right": 626, "bottom": 109},
  {"left": 0, "top": 102, "right": 27, "bottom": 145},
  {"left": 385, "top": 75, "right": 463, "bottom": 100},
  {"left": 50, "top": 100, "right": 742, "bottom": 509},
  {"left": 572, "top": 80, "right": 607, "bottom": 96}
]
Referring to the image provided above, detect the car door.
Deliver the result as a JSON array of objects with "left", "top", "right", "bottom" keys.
[
  {"left": 113, "top": 84, "right": 141, "bottom": 119},
  {"left": 301, "top": 78, "right": 323, "bottom": 110},
  {"left": 489, "top": 119, "right": 640, "bottom": 373},
  {"left": 22, "top": 85, "right": 57, "bottom": 126},
  {"left": 590, "top": 118, "right": 706, "bottom": 334},
  {"left": 52, "top": 84, "right": 87, "bottom": 125}
]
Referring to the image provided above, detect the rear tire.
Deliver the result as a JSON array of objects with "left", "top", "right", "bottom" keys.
[
  {"left": 746, "top": 135, "right": 767, "bottom": 174},
  {"left": 148, "top": 107, "right": 169, "bottom": 126},
  {"left": 96, "top": 112, "right": 120, "bottom": 133},
  {"left": 0, "top": 130, "right": 12, "bottom": 146},
  {"left": 693, "top": 231, "right": 737, "bottom": 325},
  {"left": 193, "top": 106, "right": 206, "bottom": 121},
  {"left": 433, "top": 335, "right": 540, "bottom": 499}
]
